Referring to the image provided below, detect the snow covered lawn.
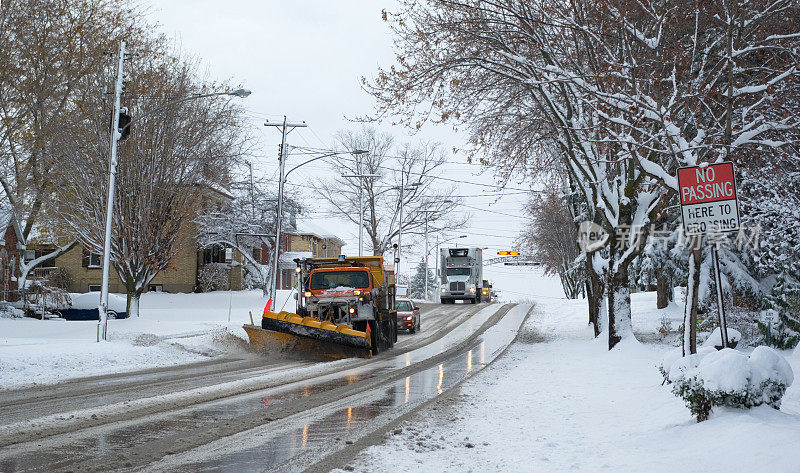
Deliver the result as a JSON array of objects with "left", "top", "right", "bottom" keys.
[
  {"left": 0, "top": 290, "right": 293, "bottom": 390},
  {"left": 338, "top": 267, "right": 800, "bottom": 473}
]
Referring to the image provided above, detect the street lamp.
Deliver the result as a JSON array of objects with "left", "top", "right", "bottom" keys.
[
  {"left": 266, "top": 146, "right": 368, "bottom": 310},
  {"left": 419, "top": 200, "right": 453, "bottom": 300},
  {"left": 97, "top": 39, "right": 250, "bottom": 342}
]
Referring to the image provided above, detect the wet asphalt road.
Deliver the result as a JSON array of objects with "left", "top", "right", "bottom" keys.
[{"left": 0, "top": 301, "right": 531, "bottom": 472}]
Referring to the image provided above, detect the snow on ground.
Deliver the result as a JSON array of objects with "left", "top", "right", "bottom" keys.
[
  {"left": 337, "top": 266, "right": 800, "bottom": 473},
  {"left": 0, "top": 290, "right": 296, "bottom": 390}
]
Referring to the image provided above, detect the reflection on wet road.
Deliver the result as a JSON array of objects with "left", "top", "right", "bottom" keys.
[
  {"left": 150, "top": 303, "right": 530, "bottom": 473},
  {"left": 0, "top": 303, "right": 530, "bottom": 473}
]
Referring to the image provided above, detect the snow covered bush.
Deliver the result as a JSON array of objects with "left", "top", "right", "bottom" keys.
[
  {"left": 0, "top": 302, "right": 25, "bottom": 318},
  {"left": 759, "top": 273, "right": 800, "bottom": 349},
  {"left": 197, "top": 263, "right": 230, "bottom": 292},
  {"left": 663, "top": 347, "right": 794, "bottom": 422}
]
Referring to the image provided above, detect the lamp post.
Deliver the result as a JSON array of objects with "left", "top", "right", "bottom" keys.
[
  {"left": 419, "top": 201, "right": 452, "bottom": 300},
  {"left": 265, "top": 145, "right": 367, "bottom": 309},
  {"left": 341, "top": 169, "right": 380, "bottom": 256},
  {"left": 97, "top": 40, "right": 250, "bottom": 342},
  {"left": 435, "top": 234, "right": 468, "bottom": 297}
]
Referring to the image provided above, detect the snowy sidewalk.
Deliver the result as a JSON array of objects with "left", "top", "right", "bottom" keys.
[
  {"left": 0, "top": 290, "right": 288, "bottom": 390},
  {"left": 338, "top": 294, "right": 800, "bottom": 473}
]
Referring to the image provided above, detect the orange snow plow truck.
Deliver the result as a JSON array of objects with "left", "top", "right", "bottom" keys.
[{"left": 244, "top": 256, "right": 397, "bottom": 358}]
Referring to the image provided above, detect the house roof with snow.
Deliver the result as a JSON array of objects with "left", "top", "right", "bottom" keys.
[
  {"left": 197, "top": 178, "right": 234, "bottom": 201},
  {"left": 279, "top": 251, "right": 313, "bottom": 263},
  {"left": 288, "top": 219, "right": 346, "bottom": 247},
  {"left": 0, "top": 206, "right": 25, "bottom": 247}
]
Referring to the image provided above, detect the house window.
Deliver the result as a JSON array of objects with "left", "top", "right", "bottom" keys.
[
  {"left": 202, "top": 245, "right": 226, "bottom": 264},
  {"left": 82, "top": 249, "right": 101, "bottom": 268},
  {"left": 148, "top": 284, "right": 163, "bottom": 292},
  {"left": 23, "top": 248, "right": 55, "bottom": 262},
  {"left": 88, "top": 284, "right": 101, "bottom": 292}
]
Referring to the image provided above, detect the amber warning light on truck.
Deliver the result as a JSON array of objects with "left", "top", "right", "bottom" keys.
[{"left": 676, "top": 162, "right": 740, "bottom": 235}]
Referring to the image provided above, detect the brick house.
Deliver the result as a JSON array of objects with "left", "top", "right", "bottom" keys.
[
  {"left": 0, "top": 208, "right": 24, "bottom": 301},
  {"left": 31, "top": 183, "right": 244, "bottom": 294},
  {"left": 46, "top": 217, "right": 239, "bottom": 294},
  {"left": 25, "top": 196, "right": 346, "bottom": 295},
  {"left": 265, "top": 217, "right": 346, "bottom": 290}
]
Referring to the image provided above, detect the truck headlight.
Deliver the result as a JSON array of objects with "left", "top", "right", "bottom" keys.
[
  {"left": 304, "top": 291, "right": 312, "bottom": 298},
  {"left": 353, "top": 290, "right": 361, "bottom": 296},
  {"left": 349, "top": 307, "right": 356, "bottom": 314},
  {"left": 469, "top": 286, "right": 476, "bottom": 293},
  {"left": 441, "top": 288, "right": 446, "bottom": 293}
]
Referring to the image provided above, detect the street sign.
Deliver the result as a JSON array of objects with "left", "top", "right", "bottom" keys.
[{"left": 677, "top": 162, "right": 740, "bottom": 235}]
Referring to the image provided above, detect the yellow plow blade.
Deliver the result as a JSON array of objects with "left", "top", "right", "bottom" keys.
[{"left": 244, "top": 310, "right": 372, "bottom": 359}]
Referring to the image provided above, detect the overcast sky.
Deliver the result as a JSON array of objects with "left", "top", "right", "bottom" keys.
[{"left": 150, "top": 1, "right": 531, "bottom": 274}]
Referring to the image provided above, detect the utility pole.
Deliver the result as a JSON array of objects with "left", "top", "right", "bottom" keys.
[
  {"left": 395, "top": 181, "right": 420, "bottom": 277},
  {"left": 342, "top": 172, "right": 380, "bottom": 256},
  {"left": 420, "top": 209, "right": 438, "bottom": 300},
  {"left": 265, "top": 116, "right": 306, "bottom": 309},
  {"left": 248, "top": 161, "right": 255, "bottom": 219},
  {"left": 98, "top": 40, "right": 126, "bottom": 342}
]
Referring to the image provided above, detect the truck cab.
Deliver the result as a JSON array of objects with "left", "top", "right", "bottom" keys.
[
  {"left": 439, "top": 247, "right": 483, "bottom": 304},
  {"left": 481, "top": 279, "right": 492, "bottom": 298},
  {"left": 296, "top": 256, "right": 398, "bottom": 352}
]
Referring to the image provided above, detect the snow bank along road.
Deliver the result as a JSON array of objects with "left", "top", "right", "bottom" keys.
[{"left": 0, "top": 301, "right": 532, "bottom": 472}]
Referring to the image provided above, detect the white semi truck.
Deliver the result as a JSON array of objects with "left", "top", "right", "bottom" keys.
[{"left": 439, "top": 247, "right": 483, "bottom": 304}]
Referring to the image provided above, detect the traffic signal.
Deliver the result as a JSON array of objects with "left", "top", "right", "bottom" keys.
[{"left": 118, "top": 109, "right": 131, "bottom": 140}]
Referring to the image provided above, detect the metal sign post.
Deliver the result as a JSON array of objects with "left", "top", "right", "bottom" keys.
[{"left": 677, "top": 162, "right": 741, "bottom": 349}]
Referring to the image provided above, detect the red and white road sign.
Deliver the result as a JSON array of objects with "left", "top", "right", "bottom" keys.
[{"left": 677, "top": 162, "right": 740, "bottom": 235}]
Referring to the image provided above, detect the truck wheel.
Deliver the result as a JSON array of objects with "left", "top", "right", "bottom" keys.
[
  {"left": 471, "top": 297, "right": 476, "bottom": 304},
  {"left": 369, "top": 320, "right": 380, "bottom": 354},
  {"left": 392, "top": 318, "right": 398, "bottom": 343}
]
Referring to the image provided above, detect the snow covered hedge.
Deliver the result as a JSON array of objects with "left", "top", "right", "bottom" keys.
[{"left": 660, "top": 346, "right": 794, "bottom": 422}]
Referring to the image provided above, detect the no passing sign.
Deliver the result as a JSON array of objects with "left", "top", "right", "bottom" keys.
[{"left": 677, "top": 162, "right": 740, "bottom": 235}]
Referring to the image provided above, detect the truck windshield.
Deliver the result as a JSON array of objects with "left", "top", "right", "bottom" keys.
[
  {"left": 446, "top": 268, "right": 471, "bottom": 277},
  {"left": 309, "top": 270, "right": 369, "bottom": 290}
]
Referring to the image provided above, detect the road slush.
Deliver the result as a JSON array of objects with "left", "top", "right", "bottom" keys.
[{"left": 677, "top": 162, "right": 740, "bottom": 235}]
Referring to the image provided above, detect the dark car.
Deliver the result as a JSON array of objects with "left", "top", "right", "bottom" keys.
[{"left": 395, "top": 298, "right": 420, "bottom": 333}]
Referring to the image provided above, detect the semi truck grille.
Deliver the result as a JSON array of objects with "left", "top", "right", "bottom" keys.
[{"left": 450, "top": 281, "right": 465, "bottom": 291}]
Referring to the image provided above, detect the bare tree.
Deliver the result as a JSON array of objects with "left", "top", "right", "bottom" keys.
[
  {"left": 316, "top": 126, "right": 466, "bottom": 258},
  {"left": 367, "top": 0, "right": 799, "bottom": 349},
  {"left": 518, "top": 190, "right": 583, "bottom": 299},
  {"left": 54, "top": 49, "right": 249, "bottom": 316},
  {"left": 0, "top": 0, "right": 145, "bottom": 289}
]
